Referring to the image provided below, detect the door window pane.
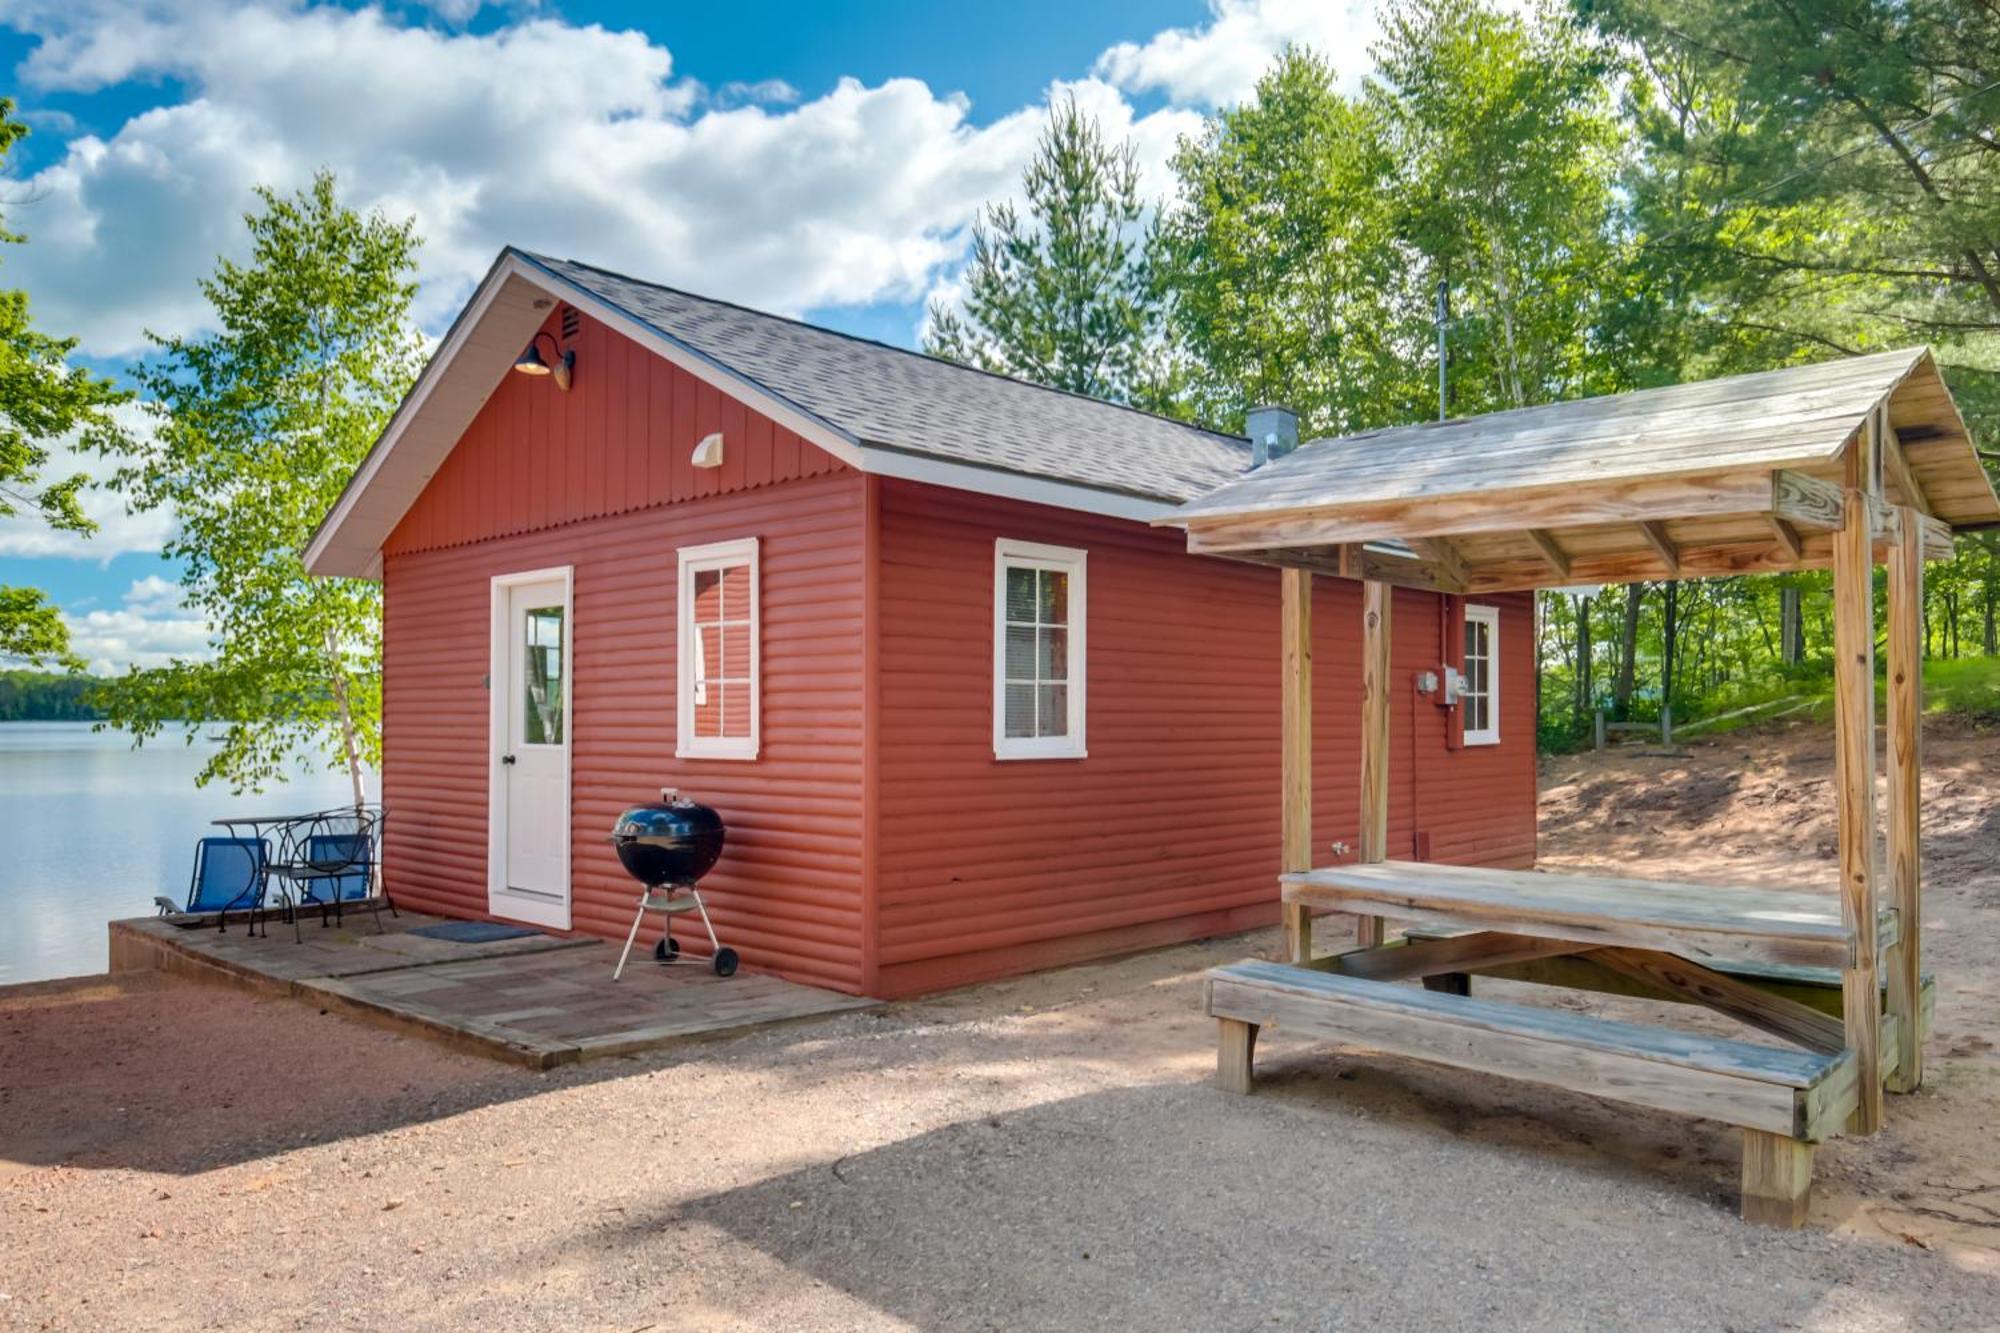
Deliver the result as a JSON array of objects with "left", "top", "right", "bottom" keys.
[{"left": 523, "top": 605, "right": 564, "bottom": 745}]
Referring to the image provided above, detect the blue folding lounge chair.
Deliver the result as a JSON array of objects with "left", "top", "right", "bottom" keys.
[{"left": 184, "top": 836, "right": 270, "bottom": 934}]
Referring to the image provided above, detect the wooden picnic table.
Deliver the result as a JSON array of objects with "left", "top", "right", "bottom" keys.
[
  {"left": 1281, "top": 861, "right": 1895, "bottom": 971},
  {"left": 1202, "top": 858, "right": 1927, "bottom": 1227}
]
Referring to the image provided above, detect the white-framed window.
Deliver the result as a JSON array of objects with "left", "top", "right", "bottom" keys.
[
  {"left": 993, "top": 538, "right": 1086, "bottom": 760},
  {"left": 1462, "top": 603, "right": 1499, "bottom": 746},
  {"left": 677, "top": 537, "right": 759, "bottom": 760}
]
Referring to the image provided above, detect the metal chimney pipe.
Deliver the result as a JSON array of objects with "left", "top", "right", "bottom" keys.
[{"left": 1247, "top": 405, "right": 1299, "bottom": 467}]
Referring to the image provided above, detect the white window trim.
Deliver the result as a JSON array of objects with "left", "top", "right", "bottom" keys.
[
  {"left": 676, "top": 537, "right": 760, "bottom": 760},
  {"left": 1463, "top": 603, "right": 1500, "bottom": 746},
  {"left": 993, "top": 538, "right": 1087, "bottom": 761}
]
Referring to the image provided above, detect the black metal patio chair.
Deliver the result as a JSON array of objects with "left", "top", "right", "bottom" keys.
[{"left": 268, "top": 807, "right": 390, "bottom": 941}]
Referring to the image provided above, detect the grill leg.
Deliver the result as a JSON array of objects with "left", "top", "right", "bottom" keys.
[
  {"left": 692, "top": 892, "right": 721, "bottom": 953},
  {"left": 613, "top": 895, "right": 649, "bottom": 982}
]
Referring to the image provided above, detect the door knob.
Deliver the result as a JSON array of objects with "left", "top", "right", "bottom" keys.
[{"left": 502, "top": 754, "right": 517, "bottom": 766}]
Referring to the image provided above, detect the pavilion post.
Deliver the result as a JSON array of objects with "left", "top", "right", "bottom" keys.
[
  {"left": 1356, "top": 579, "right": 1391, "bottom": 947},
  {"left": 1885, "top": 503, "right": 1925, "bottom": 1092},
  {"left": 1281, "top": 568, "right": 1314, "bottom": 964},
  {"left": 1833, "top": 476, "right": 1883, "bottom": 1134}
]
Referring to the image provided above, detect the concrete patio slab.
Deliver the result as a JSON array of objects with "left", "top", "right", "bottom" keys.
[{"left": 108, "top": 913, "right": 875, "bottom": 1068}]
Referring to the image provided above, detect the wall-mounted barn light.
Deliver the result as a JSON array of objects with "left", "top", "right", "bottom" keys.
[
  {"left": 513, "top": 331, "right": 574, "bottom": 391},
  {"left": 691, "top": 433, "right": 724, "bottom": 469}
]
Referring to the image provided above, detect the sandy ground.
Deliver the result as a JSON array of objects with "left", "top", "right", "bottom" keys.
[{"left": 3, "top": 719, "right": 1999, "bottom": 1331}]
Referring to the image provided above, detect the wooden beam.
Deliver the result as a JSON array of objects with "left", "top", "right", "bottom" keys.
[
  {"left": 1340, "top": 545, "right": 1461, "bottom": 593},
  {"left": 1526, "top": 527, "right": 1571, "bottom": 577},
  {"left": 1586, "top": 948, "right": 1846, "bottom": 1053},
  {"left": 1768, "top": 516, "right": 1804, "bottom": 562},
  {"left": 1357, "top": 579, "right": 1391, "bottom": 948},
  {"left": 1636, "top": 520, "right": 1680, "bottom": 574},
  {"left": 1280, "top": 569, "right": 1313, "bottom": 965},
  {"left": 1183, "top": 466, "right": 1778, "bottom": 551},
  {"left": 1885, "top": 503, "right": 1924, "bottom": 1093},
  {"left": 1879, "top": 413, "right": 1931, "bottom": 514},
  {"left": 1833, "top": 483, "right": 1883, "bottom": 1134},
  {"left": 1771, "top": 470, "right": 1846, "bottom": 531},
  {"left": 1320, "top": 931, "right": 1583, "bottom": 982},
  {"left": 1407, "top": 537, "right": 1469, "bottom": 591},
  {"left": 1915, "top": 510, "right": 1955, "bottom": 562}
]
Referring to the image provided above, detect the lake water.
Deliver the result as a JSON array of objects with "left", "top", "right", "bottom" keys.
[{"left": 0, "top": 722, "right": 369, "bottom": 985}]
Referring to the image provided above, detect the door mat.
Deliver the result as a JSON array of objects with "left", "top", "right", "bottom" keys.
[{"left": 409, "top": 921, "right": 543, "bottom": 944}]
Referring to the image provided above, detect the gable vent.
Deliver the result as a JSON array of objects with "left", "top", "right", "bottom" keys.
[{"left": 560, "top": 304, "right": 580, "bottom": 342}]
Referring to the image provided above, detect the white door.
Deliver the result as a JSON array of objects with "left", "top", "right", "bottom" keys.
[{"left": 489, "top": 570, "right": 572, "bottom": 928}]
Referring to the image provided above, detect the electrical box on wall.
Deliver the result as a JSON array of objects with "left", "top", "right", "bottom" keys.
[{"left": 1440, "top": 665, "right": 1463, "bottom": 706}]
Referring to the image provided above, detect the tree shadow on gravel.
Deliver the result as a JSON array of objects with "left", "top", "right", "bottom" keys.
[
  {"left": 549, "top": 1066, "right": 1990, "bottom": 1333},
  {"left": 0, "top": 971, "right": 887, "bottom": 1177}
]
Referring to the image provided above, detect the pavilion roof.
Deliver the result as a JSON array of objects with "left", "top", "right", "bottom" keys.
[{"left": 1160, "top": 348, "right": 1998, "bottom": 593}]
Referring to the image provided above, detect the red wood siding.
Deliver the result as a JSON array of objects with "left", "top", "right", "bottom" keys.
[
  {"left": 868, "top": 479, "right": 1535, "bottom": 997},
  {"left": 382, "top": 475, "right": 869, "bottom": 993},
  {"left": 385, "top": 310, "right": 842, "bottom": 558},
  {"left": 372, "top": 309, "right": 1537, "bottom": 1000}
]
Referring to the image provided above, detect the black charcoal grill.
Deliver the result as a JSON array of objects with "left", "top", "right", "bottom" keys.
[{"left": 610, "top": 788, "right": 738, "bottom": 980}]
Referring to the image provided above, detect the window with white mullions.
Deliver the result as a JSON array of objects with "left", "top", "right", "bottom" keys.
[
  {"left": 677, "top": 537, "right": 759, "bottom": 760},
  {"left": 993, "top": 539, "right": 1086, "bottom": 759},
  {"left": 1463, "top": 604, "right": 1499, "bottom": 745}
]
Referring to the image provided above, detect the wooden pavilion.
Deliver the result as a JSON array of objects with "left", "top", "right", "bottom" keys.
[{"left": 1160, "top": 347, "right": 2000, "bottom": 1226}]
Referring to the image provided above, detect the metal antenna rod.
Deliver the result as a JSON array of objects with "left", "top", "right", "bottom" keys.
[{"left": 1435, "top": 277, "right": 1449, "bottom": 423}]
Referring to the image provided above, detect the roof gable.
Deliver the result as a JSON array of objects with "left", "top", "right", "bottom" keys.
[{"left": 306, "top": 248, "right": 1249, "bottom": 578}]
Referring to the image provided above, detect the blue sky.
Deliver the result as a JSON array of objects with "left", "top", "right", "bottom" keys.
[{"left": 0, "top": 0, "right": 1383, "bottom": 672}]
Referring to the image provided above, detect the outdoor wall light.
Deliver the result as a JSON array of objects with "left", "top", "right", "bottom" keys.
[{"left": 514, "top": 331, "right": 574, "bottom": 391}]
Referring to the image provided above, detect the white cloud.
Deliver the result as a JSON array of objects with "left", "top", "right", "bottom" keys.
[
  {"left": 0, "top": 2, "right": 1052, "bottom": 355},
  {"left": 64, "top": 574, "right": 212, "bottom": 675},
  {"left": 0, "top": 400, "right": 175, "bottom": 560},
  {"left": 0, "top": 0, "right": 1311, "bottom": 361},
  {"left": 1094, "top": 0, "right": 1382, "bottom": 105}
]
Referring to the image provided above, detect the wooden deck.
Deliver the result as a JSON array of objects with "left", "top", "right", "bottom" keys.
[{"left": 108, "top": 913, "right": 875, "bottom": 1069}]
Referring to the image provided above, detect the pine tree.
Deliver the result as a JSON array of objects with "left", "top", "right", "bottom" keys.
[{"left": 925, "top": 98, "right": 1159, "bottom": 402}]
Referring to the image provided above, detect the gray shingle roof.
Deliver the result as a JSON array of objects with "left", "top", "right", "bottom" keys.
[{"left": 522, "top": 251, "right": 1251, "bottom": 504}]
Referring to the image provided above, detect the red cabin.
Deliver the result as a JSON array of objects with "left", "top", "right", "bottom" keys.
[{"left": 306, "top": 249, "right": 1536, "bottom": 998}]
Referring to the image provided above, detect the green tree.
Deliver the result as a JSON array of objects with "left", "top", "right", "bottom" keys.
[
  {"left": 925, "top": 97, "right": 1161, "bottom": 401},
  {"left": 1152, "top": 7, "right": 1630, "bottom": 438},
  {"left": 95, "top": 172, "right": 422, "bottom": 795},
  {"left": 1372, "top": 0, "right": 1630, "bottom": 412},
  {"left": 1581, "top": 0, "right": 2000, "bottom": 408},
  {"left": 0, "top": 99, "right": 133, "bottom": 668},
  {"left": 1152, "top": 46, "right": 1413, "bottom": 436}
]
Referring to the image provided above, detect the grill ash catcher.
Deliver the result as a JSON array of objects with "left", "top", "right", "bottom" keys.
[{"left": 610, "top": 788, "right": 739, "bottom": 981}]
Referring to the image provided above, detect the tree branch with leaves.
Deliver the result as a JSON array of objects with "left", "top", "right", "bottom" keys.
[{"left": 94, "top": 171, "right": 421, "bottom": 795}]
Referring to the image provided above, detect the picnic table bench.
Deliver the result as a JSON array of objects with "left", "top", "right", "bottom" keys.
[{"left": 1203, "top": 861, "right": 1924, "bottom": 1227}]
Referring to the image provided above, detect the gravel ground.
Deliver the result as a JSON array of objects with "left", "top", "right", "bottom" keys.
[{"left": 3, "top": 719, "right": 1998, "bottom": 1331}]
